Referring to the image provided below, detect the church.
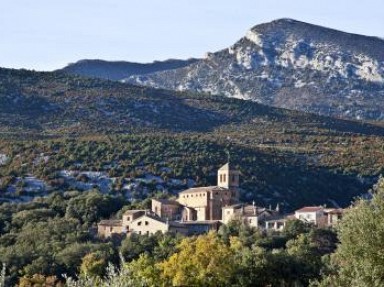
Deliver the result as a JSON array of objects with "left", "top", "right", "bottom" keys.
[
  {"left": 152, "top": 162, "right": 240, "bottom": 222},
  {"left": 98, "top": 162, "right": 277, "bottom": 238}
]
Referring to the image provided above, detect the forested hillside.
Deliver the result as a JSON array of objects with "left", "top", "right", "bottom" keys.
[
  {"left": 1, "top": 67, "right": 384, "bottom": 208},
  {"left": 1, "top": 67, "right": 384, "bottom": 286}
]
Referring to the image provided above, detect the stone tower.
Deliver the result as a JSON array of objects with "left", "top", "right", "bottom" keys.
[{"left": 217, "top": 163, "right": 240, "bottom": 189}]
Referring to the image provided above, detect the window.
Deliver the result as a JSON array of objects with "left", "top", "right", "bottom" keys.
[
  {"left": 223, "top": 174, "right": 226, "bottom": 182},
  {"left": 232, "top": 175, "right": 236, "bottom": 183},
  {"left": 137, "top": 221, "right": 142, "bottom": 226},
  {"left": 145, "top": 221, "right": 149, "bottom": 226},
  {"left": 109, "top": 227, "right": 113, "bottom": 232},
  {"left": 220, "top": 174, "right": 223, "bottom": 182},
  {"left": 127, "top": 217, "right": 130, "bottom": 221}
]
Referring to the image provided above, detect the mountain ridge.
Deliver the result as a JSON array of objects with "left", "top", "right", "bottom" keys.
[
  {"left": 58, "top": 58, "right": 198, "bottom": 81},
  {"left": 60, "top": 18, "right": 384, "bottom": 121}
]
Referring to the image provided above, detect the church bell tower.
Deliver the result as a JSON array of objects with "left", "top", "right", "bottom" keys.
[{"left": 217, "top": 163, "right": 239, "bottom": 189}]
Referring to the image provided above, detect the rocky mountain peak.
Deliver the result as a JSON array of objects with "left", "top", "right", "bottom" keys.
[{"left": 122, "top": 19, "right": 384, "bottom": 121}]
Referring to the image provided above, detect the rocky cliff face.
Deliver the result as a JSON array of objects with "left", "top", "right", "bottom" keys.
[{"left": 125, "top": 19, "right": 384, "bottom": 120}]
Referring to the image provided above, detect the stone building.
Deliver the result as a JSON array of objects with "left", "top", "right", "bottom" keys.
[
  {"left": 127, "top": 213, "right": 188, "bottom": 236},
  {"left": 222, "top": 203, "right": 279, "bottom": 228},
  {"left": 324, "top": 208, "right": 343, "bottom": 226},
  {"left": 97, "top": 219, "right": 124, "bottom": 238},
  {"left": 177, "top": 163, "right": 239, "bottom": 221},
  {"left": 98, "top": 163, "right": 238, "bottom": 238},
  {"left": 151, "top": 199, "right": 182, "bottom": 220}
]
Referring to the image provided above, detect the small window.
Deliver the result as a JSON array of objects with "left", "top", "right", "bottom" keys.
[
  {"left": 127, "top": 217, "right": 130, "bottom": 221},
  {"left": 145, "top": 221, "right": 149, "bottom": 226},
  {"left": 220, "top": 174, "right": 223, "bottom": 182},
  {"left": 223, "top": 174, "right": 226, "bottom": 182},
  {"left": 138, "top": 221, "right": 142, "bottom": 226},
  {"left": 109, "top": 227, "right": 113, "bottom": 232}
]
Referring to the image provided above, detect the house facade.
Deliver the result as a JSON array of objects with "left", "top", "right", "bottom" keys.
[
  {"left": 222, "top": 203, "right": 279, "bottom": 228},
  {"left": 97, "top": 219, "right": 124, "bottom": 238},
  {"left": 294, "top": 206, "right": 325, "bottom": 225}
]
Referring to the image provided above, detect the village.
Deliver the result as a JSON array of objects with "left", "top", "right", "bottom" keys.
[{"left": 98, "top": 162, "right": 344, "bottom": 238}]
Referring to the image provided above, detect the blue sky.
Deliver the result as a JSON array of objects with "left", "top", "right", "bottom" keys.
[{"left": 1, "top": 0, "right": 383, "bottom": 71}]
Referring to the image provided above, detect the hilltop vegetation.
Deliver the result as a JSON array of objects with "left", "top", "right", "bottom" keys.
[
  {"left": 1, "top": 67, "right": 384, "bottom": 209},
  {"left": 1, "top": 67, "right": 384, "bottom": 136}
]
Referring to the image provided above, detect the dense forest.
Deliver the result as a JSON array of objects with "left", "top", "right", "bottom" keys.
[{"left": 1, "top": 178, "right": 384, "bottom": 286}]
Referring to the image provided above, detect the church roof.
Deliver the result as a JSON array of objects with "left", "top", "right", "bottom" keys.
[
  {"left": 218, "top": 163, "right": 230, "bottom": 171},
  {"left": 179, "top": 186, "right": 228, "bottom": 194},
  {"left": 218, "top": 162, "right": 239, "bottom": 173}
]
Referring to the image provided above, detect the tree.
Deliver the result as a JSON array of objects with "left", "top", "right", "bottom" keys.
[
  {"left": 80, "top": 253, "right": 106, "bottom": 278},
  {"left": 158, "top": 232, "right": 237, "bottom": 286},
  {"left": 314, "top": 177, "right": 384, "bottom": 286}
]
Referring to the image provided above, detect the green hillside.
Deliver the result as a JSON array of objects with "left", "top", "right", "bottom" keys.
[{"left": 1, "top": 67, "right": 384, "bottom": 210}]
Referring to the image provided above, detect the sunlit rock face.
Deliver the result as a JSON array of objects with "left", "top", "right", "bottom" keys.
[{"left": 126, "top": 19, "right": 384, "bottom": 121}]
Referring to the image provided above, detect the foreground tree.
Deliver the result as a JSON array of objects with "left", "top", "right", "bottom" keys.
[
  {"left": 313, "top": 177, "right": 384, "bottom": 286},
  {"left": 158, "top": 232, "right": 237, "bottom": 286}
]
